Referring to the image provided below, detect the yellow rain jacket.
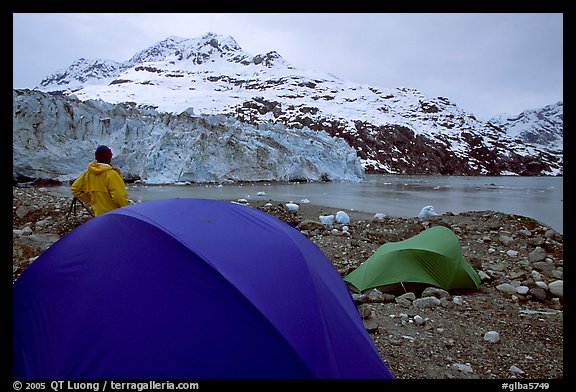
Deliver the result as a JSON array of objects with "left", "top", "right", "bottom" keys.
[{"left": 71, "top": 162, "right": 129, "bottom": 216}]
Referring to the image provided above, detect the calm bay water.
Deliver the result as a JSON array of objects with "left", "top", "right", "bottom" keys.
[{"left": 122, "top": 175, "right": 563, "bottom": 234}]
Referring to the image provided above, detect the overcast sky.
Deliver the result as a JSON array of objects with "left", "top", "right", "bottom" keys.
[{"left": 13, "top": 12, "right": 563, "bottom": 121}]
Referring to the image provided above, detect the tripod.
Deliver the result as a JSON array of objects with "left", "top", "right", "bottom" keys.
[{"left": 66, "top": 197, "right": 95, "bottom": 221}]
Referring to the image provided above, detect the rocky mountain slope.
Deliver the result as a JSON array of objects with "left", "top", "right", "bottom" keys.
[
  {"left": 21, "top": 32, "right": 562, "bottom": 181},
  {"left": 488, "top": 102, "right": 563, "bottom": 152}
]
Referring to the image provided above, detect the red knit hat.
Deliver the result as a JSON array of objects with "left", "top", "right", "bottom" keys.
[{"left": 95, "top": 145, "right": 113, "bottom": 162}]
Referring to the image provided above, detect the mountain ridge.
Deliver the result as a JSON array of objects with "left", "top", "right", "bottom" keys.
[
  {"left": 487, "top": 102, "right": 563, "bottom": 151},
  {"left": 26, "top": 33, "right": 563, "bottom": 179}
]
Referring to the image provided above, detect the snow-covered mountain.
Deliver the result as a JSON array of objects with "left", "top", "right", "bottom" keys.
[
  {"left": 487, "top": 102, "right": 563, "bottom": 152},
  {"left": 17, "top": 32, "right": 562, "bottom": 182}
]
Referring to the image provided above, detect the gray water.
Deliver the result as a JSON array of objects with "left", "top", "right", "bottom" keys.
[{"left": 122, "top": 175, "right": 563, "bottom": 234}]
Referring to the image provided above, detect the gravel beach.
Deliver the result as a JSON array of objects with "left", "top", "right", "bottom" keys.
[{"left": 12, "top": 184, "right": 564, "bottom": 380}]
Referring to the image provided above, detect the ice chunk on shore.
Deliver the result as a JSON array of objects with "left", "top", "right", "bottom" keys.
[
  {"left": 286, "top": 202, "right": 299, "bottom": 211},
  {"left": 418, "top": 205, "right": 439, "bottom": 218},
  {"left": 335, "top": 211, "right": 350, "bottom": 224},
  {"left": 319, "top": 215, "right": 335, "bottom": 225}
]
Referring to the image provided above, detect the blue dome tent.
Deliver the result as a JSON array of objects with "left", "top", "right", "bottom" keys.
[{"left": 13, "top": 198, "right": 394, "bottom": 379}]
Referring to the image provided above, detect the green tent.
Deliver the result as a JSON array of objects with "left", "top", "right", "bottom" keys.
[{"left": 344, "top": 225, "right": 481, "bottom": 293}]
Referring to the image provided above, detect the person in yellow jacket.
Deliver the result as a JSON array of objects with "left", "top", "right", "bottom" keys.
[{"left": 71, "top": 145, "right": 129, "bottom": 216}]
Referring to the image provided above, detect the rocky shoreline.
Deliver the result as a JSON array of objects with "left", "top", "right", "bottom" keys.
[{"left": 12, "top": 184, "right": 564, "bottom": 379}]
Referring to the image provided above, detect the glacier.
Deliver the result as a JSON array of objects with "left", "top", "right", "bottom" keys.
[{"left": 13, "top": 89, "right": 364, "bottom": 184}]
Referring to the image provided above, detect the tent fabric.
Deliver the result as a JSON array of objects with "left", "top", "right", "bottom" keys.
[
  {"left": 344, "top": 225, "right": 481, "bottom": 293},
  {"left": 13, "top": 198, "right": 394, "bottom": 379}
]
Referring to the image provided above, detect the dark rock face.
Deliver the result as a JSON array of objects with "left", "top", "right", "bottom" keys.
[{"left": 230, "top": 97, "right": 561, "bottom": 176}]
